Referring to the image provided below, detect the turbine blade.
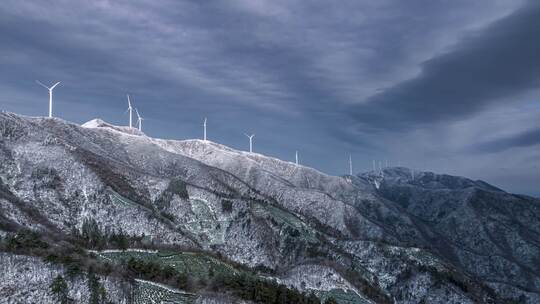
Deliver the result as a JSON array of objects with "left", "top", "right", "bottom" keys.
[
  {"left": 50, "top": 82, "right": 61, "bottom": 90},
  {"left": 35, "top": 80, "right": 49, "bottom": 89}
]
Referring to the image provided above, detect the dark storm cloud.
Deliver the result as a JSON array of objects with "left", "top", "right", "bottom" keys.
[
  {"left": 0, "top": 1, "right": 525, "bottom": 118},
  {"left": 1, "top": 0, "right": 513, "bottom": 137},
  {"left": 470, "top": 128, "right": 540, "bottom": 153},
  {"left": 346, "top": 2, "right": 540, "bottom": 132}
]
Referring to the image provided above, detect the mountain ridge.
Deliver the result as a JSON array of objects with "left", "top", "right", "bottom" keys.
[{"left": 0, "top": 111, "right": 538, "bottom": 303}]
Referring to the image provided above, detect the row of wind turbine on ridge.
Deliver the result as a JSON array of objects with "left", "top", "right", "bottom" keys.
[
  {"left": 35, "top": 80, "right": 390, "bottom": 176},
  {"left": 148, "top": 112, "right": 401, "bottom": 177},
  {"left": 33, "top": 79, "right": 313, "bottom": 169},
  {"left": 35, "top": 80, "right": 145, "bottom": 132}
]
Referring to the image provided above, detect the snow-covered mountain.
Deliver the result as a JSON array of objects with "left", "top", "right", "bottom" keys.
[
  {"left": 0, "top": 112, "right": 538, "bottom": 303},
  {"left": 372, "top": 168, "right": 540, "bottom": 302}
]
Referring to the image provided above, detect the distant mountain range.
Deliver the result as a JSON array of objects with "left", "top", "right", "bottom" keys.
[{"left": 0, "top": 111, "right": 538, "bottom": 303}]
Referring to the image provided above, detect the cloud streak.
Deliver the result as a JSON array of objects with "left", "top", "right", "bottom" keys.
[
  {"left": 471, "top": 128, "right": 540, "bottom": 153},
  {"left": 346, "top": 2, "right": 540, "bottom": 132}
]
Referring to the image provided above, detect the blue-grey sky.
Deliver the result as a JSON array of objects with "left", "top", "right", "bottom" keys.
[{"left": 1, "top": 0, "right": 539, "bottom": 196}]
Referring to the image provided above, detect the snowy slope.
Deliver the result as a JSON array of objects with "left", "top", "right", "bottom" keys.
[
  {"left": 1, "top": 112, "right": 538, "bottom": 303},
  {"left": 372, "top": 167, "right": 540, "bottom": 302}
]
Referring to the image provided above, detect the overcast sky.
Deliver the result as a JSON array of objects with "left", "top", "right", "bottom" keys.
[{"left": 1, "top": 0, "right": 539, "bottom": 196}]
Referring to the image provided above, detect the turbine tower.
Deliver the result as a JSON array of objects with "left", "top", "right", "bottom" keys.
[
  {"left": 245, "top": 133, "right": 255, "bottom": 153},
  {"left": 295, "top": 151, "right": 299, "bottom": 165},
  {"left": 36, "top": 80, "right": 60, "bottom": 118},
  {"left": 203, "top": 117, "right": 207, "bottom": 141},
  {"left": 126, "top": 94, "right": 134, "bottom": 128},
  {"left": 135, "top": 108, "right": 144, "bottom": 132},
  {"left": 349, "top": 154, "right": 353, "bottom": 176}
]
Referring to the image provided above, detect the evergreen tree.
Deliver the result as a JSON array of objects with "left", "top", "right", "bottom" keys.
[
  {"left": 98, "top": 285, "right": 108, "bottom": 304},
  {"left": 109, "top": 229, "right": 129, "bottom": 250},
  {"left": 324, "top": 297, "right": 339, "bottom": 304},
  {"left": 80, "top": 218, "right": 105, "bottom": 249},
  {"left": 307, "top": 292, "right": 320, "bottom": 304},
  {"left": 50, "top": 275, "right": 69, "bottom": 304},
  {"left": 87, "top": 268, "right": 101, "bottom": 304}
]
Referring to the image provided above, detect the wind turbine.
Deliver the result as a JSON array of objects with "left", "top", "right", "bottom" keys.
[
  {"left": 295, "top": 151, "right": 299, "bottom": 165},
  {"left": 126, "top": 94, "right": 133, "bottom": 128},
  {"left": 135, "top": 108, "right": 144, "bottom": 132},
  {"left": 349, "top": 154, "right": 353, "bottom": 176},
  {"left": 245, "top": 133, "right": 255, "bottom": 153},
  {"left": 35, "top": 80, "right": 60, "bottom": 118},
  {"left": 203, "top": 117, "right": 207, "bottom": 141}
]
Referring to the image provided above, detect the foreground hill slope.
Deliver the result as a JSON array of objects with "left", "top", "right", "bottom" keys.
[{"left": 0, "top": 112, "right": 538, "bottom": 303}]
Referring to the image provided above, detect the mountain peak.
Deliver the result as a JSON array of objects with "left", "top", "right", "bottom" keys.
[
  {"left": 82, "top": 118, "right": 145, "bottom": 136},
  {"left": 366, "top": 167, "right": 505, "bottom": 193}
]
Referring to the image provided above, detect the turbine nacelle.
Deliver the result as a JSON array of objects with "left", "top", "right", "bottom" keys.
[
  {"left": 36, "top": 80, "right": 61, "bottom": 91},
  {"left": 127, "top": 95, "right": 133, "bottom": 110},
  {"left": 349, "top": 154, "right": 353, "bottom": 176},
  {"left": 125, "top": 94, "right": 134, "bottom": 128},
  {"left": 203, "top": 117, "right": 207, "bottom": 141},
  {"left": 36, "top": 80, "right": 61, "bottom": 118},
  {"left": 245, "top": 133, "right": 255, "bottom": 153},
  {"left": 135, "top": 108, "right": 144, "bottom": 132}
]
